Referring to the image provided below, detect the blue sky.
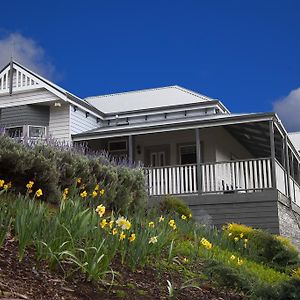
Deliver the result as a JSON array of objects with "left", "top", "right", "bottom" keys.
[{"left": 1, "top": 1, "right": 300, "bottom": 129}]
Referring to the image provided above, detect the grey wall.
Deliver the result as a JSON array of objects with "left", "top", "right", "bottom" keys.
[
  {"left": 278, "top": 194, "right": 300, "bottom": 249},
  {"left": 0, "top": 104, "right": 49, "bottom": 127},
  {"left": 150, "top": 190, "right": 280, "bottom": 234}
]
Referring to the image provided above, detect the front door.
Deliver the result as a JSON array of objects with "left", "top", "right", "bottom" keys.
[{"left": 150, "top": 151, "right": 166, "bottom": 167}]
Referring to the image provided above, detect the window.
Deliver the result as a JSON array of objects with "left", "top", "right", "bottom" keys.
[
  {"left": 150, "top": 151, "right": 166, "bottom": 167},
  {"left": 179, "top": 145, "right": 197, "bottom": 165},
  {"left": 108, "top": 140, "right": 127, "bottom": 152},
  {"left": 5, "top": 126, "right": 23, "bottom": 138},
  {"left": 28, "top": 126, "right": 46, "bottom": 139}
]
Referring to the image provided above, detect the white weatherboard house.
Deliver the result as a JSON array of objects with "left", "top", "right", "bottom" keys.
[{"left": 1, "top": 60, "right": 300, "bottom": 246}]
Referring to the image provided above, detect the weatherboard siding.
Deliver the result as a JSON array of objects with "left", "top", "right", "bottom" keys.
[
  {"left": 70, "top": 107, "right": 98, "bottom": 135},
  {"left": 48, "top": 104, "right": 70, "bottom": 141},
  {"left": 0, "top": 105, "right": 49, "bottom": 127},
  {"left": 0, "top": 89, "right": 60, "bottom": 108},
  {"left": 150, "top": 190, "right": 280, "bottom": 234}
]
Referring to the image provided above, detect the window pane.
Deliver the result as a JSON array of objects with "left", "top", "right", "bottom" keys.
[
  {"left": 29, "top": 126, "right": 46, "bottom": 138},
  {"left": 5, "top": 127, "right": 23, "bottom": 138},
  {"left": 180, "top": 145, "right": 196, "bottom": 164},
  {"left": 109, "top": 141, "right": 127, "bottom": 151}
]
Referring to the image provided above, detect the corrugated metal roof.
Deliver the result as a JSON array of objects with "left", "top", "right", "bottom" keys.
[{"left": 85, "top": 85, "right": 216, "bottom": 114}]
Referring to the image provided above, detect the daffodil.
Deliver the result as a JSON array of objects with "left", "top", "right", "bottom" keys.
[
  {"left": 3, "top": 184, "right": 8, "bottom": 191},
  {"left": 230, "top": 255, "right": 236, "bottom": 261},
  {"left": 0, "top": 180, "right": 4, "bottom": 188},
  {"left": 234, "top": 237, "right": 239, "bottom": 242},
  {"left": 92, "top": 190, "right": 98, "bottom": 198},
  {"left": 99, "top": 189, "right": 105, "bottom": 196},
  {"left": 181, "top": 215, "right": 187, "bottom": 220},
  {"left": 26, "top": 181, "right": 34, "bottom": 189},
  {"left": 188, "top": 213, "right": 192, "bottom": 218},
  {"left": 77, "top": 178, "right": 82, "bottom": 184},
  {"left": 116, "top": 217, "right": 131, "bottom": 230},
  {"left": 109, "top": 220, "right": 114, "bottom": 228},
  {"left": 149, "top": 236, "right": 158, "bottom": 244},
  {"left": 35, "top": 189, "right": 43, "bottom": 197},
  {"left": 228, "top": 232, "right": 232, "bottom": 237},
  {"left": 100, "top": 219, "right": 108, "bottom": 228},
  {"left": 96, "top": 204, "right": 105, "bottom": 217},
  {"left": 159, "top": 216, "right": 165, "bottom": 222},
  {"left": 169, "top": 219, "right": 175, "bottom": 226},
  {"left": 183, "top": 257, "right": 189, "bottom": 263},
  {"left": 200, "top": 238, "right": 212, "bottom": 249},
  {"left": 237, "top": 258, "right": 244, "bottom": 266},
  {"left": 148, "top": 221, "right": 155, "bottom": 228},
  {"left": 80, "top": 190, "right": 87, "bottom": 198},
  {"left": 63, "top": 188, "right": 69, "bottom": 195},
  {"left": 7, "top": 182, "right": 12, "bottom": 188},
  {"left": 94, "top": 184, "right": 99, "bottom": 191},
  {"left": 112, "top": 228, "right": 118, "bottom": 235},
  {"left": 129, "top": 233, "right": 136, "bottom": 242},
  {"left": 119, "top": 231, "right": 126, "bottom": 241},
  {"left": 240, "top": 233, "right": 244, "bottom": 238}
]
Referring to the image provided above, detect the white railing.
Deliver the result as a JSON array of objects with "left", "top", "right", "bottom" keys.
[
  {"left": 275, "top": 161, "right": 287, "bottom": 196},
  {"left": 145, "top": 158, "right": 273, "bottom": 196},
  {"left": 201, "top": 158, "right": 272, "bottom": 193},
  {"left": 145, "top": 164, "right": 197, "bottom": 196}
]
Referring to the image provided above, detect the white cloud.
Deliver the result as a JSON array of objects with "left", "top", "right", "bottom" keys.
[
  {"left": 0, "top": 33, "right": 55, "bottom": 79},
  {"left": 273, "top": 87, "right": 300, "bottom": 132}
]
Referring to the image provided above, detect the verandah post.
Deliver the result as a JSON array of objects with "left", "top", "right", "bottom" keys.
[
  {"left": 269, "top": 120, "right": 277, "bottom": 189},
  {"left": 284, "top": 135, "right": 291, "bottom": 200},
  {"left": 195, "top": 128, "right": 202, "bottom": 195},
  {"left": 128, "top": 135, "right": 133, "bottom": 163}
]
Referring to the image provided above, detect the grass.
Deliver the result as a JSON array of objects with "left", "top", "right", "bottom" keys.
[{"left": 1, "top": 189, "right": 300, "bottom": 299}]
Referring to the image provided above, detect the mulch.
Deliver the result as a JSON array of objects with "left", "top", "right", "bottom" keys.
[{"left": 0, "top": 238, "right": 244, "bottom": 300}]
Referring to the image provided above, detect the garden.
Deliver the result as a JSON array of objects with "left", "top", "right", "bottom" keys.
[{"left": 0, "top": 135, "right": 300, "bottom": 299}]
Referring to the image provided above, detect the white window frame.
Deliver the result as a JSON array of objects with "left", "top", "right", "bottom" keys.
[
  {"left": 28, "top": 125, "right": 47, "bottom": 139},
  {"left": 108, "top": 139, "right": 128, "bottom": 152}
]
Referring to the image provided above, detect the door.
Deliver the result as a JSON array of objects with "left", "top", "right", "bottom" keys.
[{"left": 150, "top": 151, "right": 166, "bottom": 167}]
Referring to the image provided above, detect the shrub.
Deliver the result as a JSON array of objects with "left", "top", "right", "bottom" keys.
[
  {"left": 160, "top": 195, "right": 192, "bottom": 218},
  {"left": 246, "top": 230, "right": 299, "bottom": 272},
  {"left": 0, "top": 136, "right": 146, "bottom": 213}
]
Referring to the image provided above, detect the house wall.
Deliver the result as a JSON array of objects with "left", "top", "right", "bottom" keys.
[
  {"left": 278, "top": 194, "right": 300, "bottom": 249},
  {"left": 150, "top": 190, "right": 280, "bottom": 234},
  {"left": 215, "top": 126, "right": 253, "bottom": 161},
  {"left": 134, "top": 126, "right": 253, "bottom": 166},
  {"left": 0, "top": 105, "right": 49, "bottom": 127},
  {"left": 70, "top": 107, "right": 99, "bottom": 135},
  {"left": 48, "top": 104, "right": 70, "bottom": 141}
]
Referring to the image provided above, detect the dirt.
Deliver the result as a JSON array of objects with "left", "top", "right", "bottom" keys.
[{"left": 0, "top": 238, "right": 244, "bottom": 300}]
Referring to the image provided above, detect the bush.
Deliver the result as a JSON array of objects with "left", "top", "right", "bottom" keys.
[
  {"left": 246, "top": 230, "right": 299, "bottom": 271},
  {"left": 0, "top": 136, "right": 146, "bottom": 213},
  {"left": 160, "top": 194, "right": 192, "bottom": 217}
]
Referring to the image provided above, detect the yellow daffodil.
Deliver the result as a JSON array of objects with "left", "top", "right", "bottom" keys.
[
  {"left": 119, "top": 231, "right": 126, "bottom": 241},
  {"left": 200, "top": 238, "right": 212, "bottom": 249},
  {"left": 237, "top": 258, "right": 244, "bottom": 266},
  {"left": 63, "top": 188, "right": 69, "bottom": 195},
  {"left": 234, "top": 237, "right": 239, "bottom": 242},
  {"left": 188, "top": 213, "right": 192, "bottom": 218},
  {"left": 0, "top": 180, "right": 4, "bottom": 188},
  {"left": 240, "top": 233, "right": 244, "bottom": 238},
  {"left": 99, "top": 189, "right": 105, "bottom": 196},
  {"left": 94, "top": 184, "right": 99, "bottom": 191},
  {"left": 172, "top": 224, "right": 177, "bottom": 230},
  {"left": 77, "top": 178, "right": 82, "bottom": 184},
  {"left": 96, "top": 204, "right": 105, "bottom": 217},
  {"left": 159, "top": 216, "right": 165, "bottom": 222},
  {"left": 80, "top": 190, "right": 87, "bottom": 198},
  {"left": 7, "top": 182, "right": 12, "bottom": 188},
  {"left": 26, "top": 181, "right": 34, "bottom": 189},
  {"left": 3, "top": 184, "right": 8, "bottom": 191},
  {"left": 230, "top": 255, "right": 236, "bottom": 261},
  {"left": 112, "top": 228, "right": 118, "bottom": 235},
  {"left": 148, "top": 221, "right": 155, "bottom": 228},
  {"left": 109, "top": 220, "right": 114, "bottom": 228},
  {"left": 244, "top": 239, "right": 248, "bottom": 243},
  {"left": 35, "top": 189, "right": 43, "bottom": 197},
  {"left": 228, "top": 232, "right": 232, "bottom": 237},
  {"left": 149, "top": 236, "right": 158, "bottom": 244},
  {"left": 183, "top": 257, "right": 189, "bottom": 263},
  {"left": 129, "top": 233, "right": 136, "bottom": 242},
  {"left": 92, "top": 190, "right": 98, "bottom": 198},
  {"left": 116, "top": 216, "right": 131, "bottom": 230},
  {"left": 100, "top": 219, "right": 108, "bottom": 228},
  {"left": 181, "top": 215, "right": 187, "bottom": 220}
]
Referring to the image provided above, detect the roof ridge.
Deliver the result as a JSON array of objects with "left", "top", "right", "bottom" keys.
[{"left": 85, "top": 85, "right": 181, "bottom": 100}]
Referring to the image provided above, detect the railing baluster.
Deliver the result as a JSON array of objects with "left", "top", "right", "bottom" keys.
[{"left": 192, "top": 165, "right": 197, "bottom": 192}]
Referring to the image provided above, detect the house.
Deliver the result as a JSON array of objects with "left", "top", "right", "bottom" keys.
[{"left": 1, "top": 60, "right": 300, "bottom": 247}]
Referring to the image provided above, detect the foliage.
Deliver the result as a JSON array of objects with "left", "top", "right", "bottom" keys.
[
  {"left": 160, "top": 194, "right": 192, "bottom": 218},
  {"left": 0, "top": 135, "right": 146, "bottom": 213}
]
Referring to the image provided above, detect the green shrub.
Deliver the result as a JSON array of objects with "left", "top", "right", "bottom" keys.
[
  {"left": 0, "top": 135, "right": 146, "bottom": 213},
  {"left": 246, "top": 230, "right": 299, "bottom": 272},
  {"left": 160, "top": 195, "right": 192, "bottom": 217}
]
